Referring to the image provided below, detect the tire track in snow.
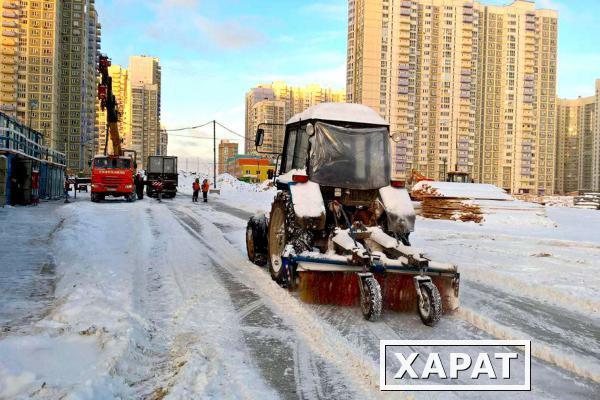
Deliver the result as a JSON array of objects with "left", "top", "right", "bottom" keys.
[
  {"left": 172, "top": 207, "right": 321, "bottom": 400},
  {"left": 170, "top": 204, "right": 367, "bottom": 399},
  {"left": 111, "top": 206, "right": 189, "bottom": 398}
]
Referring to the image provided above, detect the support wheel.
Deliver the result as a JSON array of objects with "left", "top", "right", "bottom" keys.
[
  {"left": 417, "top": 281, "right": 442, "bottom": 326},
  {"left": 360, "top": 277, "right": 382, "bottom": 321},
  {"left": 246, "top": 216, "right": 268, "bottom": 266},
  {"left": 268, "top": 201, "right": 287, "bottom": 283}
]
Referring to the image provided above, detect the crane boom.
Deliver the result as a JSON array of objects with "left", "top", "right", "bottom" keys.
[{"left": 98, "top": 55, "right": 123, "bottom": 156}]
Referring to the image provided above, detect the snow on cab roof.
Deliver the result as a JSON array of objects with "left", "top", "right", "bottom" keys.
[{"left": 287, "top": 103, "right": 389, "bottom": 126}]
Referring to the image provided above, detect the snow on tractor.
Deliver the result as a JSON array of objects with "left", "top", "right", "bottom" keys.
[{"left": 245, "top": 103, "right": 459, "bottom": 325}]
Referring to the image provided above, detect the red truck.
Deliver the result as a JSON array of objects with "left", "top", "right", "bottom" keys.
[{"left": 90, "top": 155, "right": 136, "bottom": 202}]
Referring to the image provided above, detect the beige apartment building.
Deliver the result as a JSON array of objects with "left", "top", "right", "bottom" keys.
[
  {"left": 594, "top": 80, "right": 600, "bottom": 191},
  {"left": 245, "top": 82, "right": 346, "bottom": 154},
  {"left": 218, "top": 139, "right": 238, "bottom": 174},
  {"left": 0, "top": 0, "right": 101, "bottom": 172},
  {"left": 16, "top": 0, "right": 61, "bottom": 149},
  {"left": 250, "top": 99, "right": 286, "bottom": 154},
  {"left": 0, "top": 0, "right": 21, "bottom": 117},
  {"left": 59, "top": 0, "right": 101, "bottom": 171},
  {"left": 555, "top": 96, "right": 596, "bottom": 194},
  {"left": 126, "top": 56, "right": 161, "bottom": 170},
  {"left": 159, "top": 125, "right": 168, "bottom": 156},
  {"left": 347, "top": 0, "right": 558, "bottom": 194}
]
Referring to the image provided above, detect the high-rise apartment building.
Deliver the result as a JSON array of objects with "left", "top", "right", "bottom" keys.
[
  {"left": 0, "top": 1, "right": 21, "bottom": 117},
  {"left": 59, "top": 0, "right": 101, "bottom": 171},
  {"left": 251, "top": 99, "right": 286, "bottom": 154},
  {"left": 17, "top": 0, "right": 61, "bottom": 149},
  {"left": 159, "top": 125, "right": 168, "bottom": 156},
  {"left": 245, "top": 85, "right": 275, "bottom": 150},
  {"left": 0, "top": 0, "right": 101, "bottom": 172},
  {"left": 245, "top": 82, "right": 346, "bottom": 154},
  {"left": 555, "top": 97, "right": 596, "bottom": 194},
  {"left": 127, "top": 56, "right": 161, "bottom": 169},
  {"left": 594, "top": 80, "right": 600, "bottom": 191},
  {"left": 347, "top": 0, "right": 558, "bottom": 194},
  {"left": 218, "top": 139, "right": 238, "bottom": 174}
]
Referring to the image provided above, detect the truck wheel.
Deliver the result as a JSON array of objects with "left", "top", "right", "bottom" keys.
[
  {"left": 247, "top": 216, "right": 268, "bottom": 266},
  {"left": 417, "top": 281, "right": 442, "bottom": 326},
  {"left": 268, "top": 201, "right": 288, "bottom": 283},
  {"left": 360, "top": 276, "right": 382, "bottom": 321}
]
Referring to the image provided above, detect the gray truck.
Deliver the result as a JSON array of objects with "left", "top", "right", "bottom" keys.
[{"left": 146, "top": 156, "right": 178, "bottom": 198}]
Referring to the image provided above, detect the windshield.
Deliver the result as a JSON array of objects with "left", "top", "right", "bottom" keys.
[
  {"left": 94, "top": 157, "right": 131, "bottom": 169},
  {"left": 308, "top": 122, "right": 390, "bottom": 190}
]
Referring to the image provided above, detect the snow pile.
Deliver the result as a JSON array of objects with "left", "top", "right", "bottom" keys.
[
  {"left": 178, "top": 172, "right": 276, "bottom": 214},
  {"left": 412, "top": 181, "right": 513, "bottom": 200},
  {"left": 289, "top": 181, "right": 325, "bottom": 218},
  {"left": 542, "top": 196, "right": 574, "bottom": 207}
]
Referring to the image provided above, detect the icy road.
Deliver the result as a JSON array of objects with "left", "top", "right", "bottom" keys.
[{"left": 0, "top": 187, "right": 599, "bottom": 399}]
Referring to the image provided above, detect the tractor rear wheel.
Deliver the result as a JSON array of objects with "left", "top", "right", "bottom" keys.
[{"left": 268, "top": 201, "right": 287, "bottom": 283}]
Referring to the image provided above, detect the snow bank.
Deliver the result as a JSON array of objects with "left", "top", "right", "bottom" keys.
[
  {"left": 412, "top": 181, "right": 513, "bottom": 200},
  {"left": 179, "top": 172, "right": 276, "bottom": 215}
]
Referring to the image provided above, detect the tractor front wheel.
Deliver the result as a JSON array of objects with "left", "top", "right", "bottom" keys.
[
  {"left": 360, "top": 276, "right": 382, "bottom": 321},
  {"left": 417, "top": 281, "right": 442, "bottom": 326}
]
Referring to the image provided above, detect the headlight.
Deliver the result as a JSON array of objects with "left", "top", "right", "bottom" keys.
[
  {"left": 91, "top": 183, "right": 100, "bottom": 188},
  {"left": 125, "top": 184, "right": 133, "bottom": 189}
]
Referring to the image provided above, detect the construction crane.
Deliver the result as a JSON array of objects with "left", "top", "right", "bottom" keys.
[
  {"left": 97, "top": 55, "right": 122, "bottom": 156},
  {"left": 90, "top": 54, "right": 136, "bottom": 202}
]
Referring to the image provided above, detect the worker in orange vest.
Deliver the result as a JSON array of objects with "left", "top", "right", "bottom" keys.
[
  {"left": 201, "top": 179, "right": 210, "bottom": 203},
  {"left": 192, "top": 178, "right": 200, "bottom": 202}
]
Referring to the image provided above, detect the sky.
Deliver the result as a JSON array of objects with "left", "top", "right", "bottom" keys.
[{"left": 96, "top": 0, "right": 600, "bottom": 160}]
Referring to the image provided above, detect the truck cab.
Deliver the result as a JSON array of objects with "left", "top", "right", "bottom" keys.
[{"left": 90, "top": 155, "right": 136, "bottom": 202}]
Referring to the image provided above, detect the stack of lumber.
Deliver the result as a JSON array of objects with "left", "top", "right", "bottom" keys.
[
  {"left": 411, "top": 181, "right": 516, "bottom": 223},
  {"left": 420, "top": 198, "right": 483, "bottom": 223}
]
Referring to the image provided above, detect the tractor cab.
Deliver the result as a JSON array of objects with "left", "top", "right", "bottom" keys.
[{"left": 256, "top": 103, "right": 394, "bottom": 192}]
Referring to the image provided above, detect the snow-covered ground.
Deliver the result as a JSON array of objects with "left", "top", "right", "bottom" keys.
[{"left": 0, "top": 177, "right": 599, "bottom": 399}]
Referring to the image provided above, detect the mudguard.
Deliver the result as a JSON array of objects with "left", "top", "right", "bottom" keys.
[
  {"left": 378, "top": 186, "right": 415, "bottom": 234},
  {"left": 288, "top": 181, "right": 326, "bottom": 230}
]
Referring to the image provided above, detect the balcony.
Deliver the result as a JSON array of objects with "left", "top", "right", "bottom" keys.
[
  {"left": 0, "top": 93, "right": 16, "bottom": 102},
  {"left": 1, "top": 55, "right": 15, "bottom": 65},
  {"left": 2, "top": 1, "right": 19, "bottom": 10},
  {"left": 2, "top": 10, "right": 18, "bottom": 18},
  {"left": 0, "top": 64, "right": 16, "bottom": 73},
  {"left": 0, "top": 83, "right": 15, "bottom": 93}
]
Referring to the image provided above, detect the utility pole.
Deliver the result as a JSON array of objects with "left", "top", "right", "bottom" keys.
[{"left": 213, "top": 120, "right": 217, "bottom": 188}]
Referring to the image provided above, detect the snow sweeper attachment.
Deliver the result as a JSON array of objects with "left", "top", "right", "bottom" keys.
[{"left": 246, "top": 103, "right": 460, "bottom": 326}]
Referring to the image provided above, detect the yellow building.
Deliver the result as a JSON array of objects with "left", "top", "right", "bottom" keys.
[
  {"left": 555, "top": 96, "right": 596, "bottom": 194},
  {"left": 347, "top": 0, "right": 558, "bottom": 194},
  {"left": 245, "top": 82, "right": 346, "bottom": 154}
]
